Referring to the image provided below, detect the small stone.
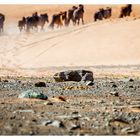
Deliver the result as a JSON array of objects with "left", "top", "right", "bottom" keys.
[
  {"left": 110, "top": 92, "right": 119, "bottom": 96},
  {"left": 86, "top": 81, "right": 94, "bottom": 86},
  {"left": 42, "top": 120, "right": 52, "bottom": 126},
  {"left": 112, "top": 84, "right": 117, "bottom": 88},
  {"left": 129, "top": 86, "right": 134, "bottom": 88},
  {"left": 3, "top": 80, "right": 8, "bottom": 83},
  {"left": 69, "top": 124, "right": 81, "bottom": 130},
  {"left": 47, "top": 120, "right": 64, "bottom": 128},
  {"left": 35, "top": 82, "right": 46, "bottom": 87},
  {"left": 129, "top": 78, "right": 134, "bottom": 82},
  {"left": 121, "top": 127, "right": 136, "bottom": 133},
  {"left": 44, "top": 102, "right": 53, "bottom": 105}
]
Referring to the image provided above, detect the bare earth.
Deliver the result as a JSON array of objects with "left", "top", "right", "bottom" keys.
[{"left": 0, "top": 5, "right": 140, "bottom": 135}]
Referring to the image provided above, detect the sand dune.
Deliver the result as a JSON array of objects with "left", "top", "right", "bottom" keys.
[{"left": 0, "top": 5, "right": 140, "bottom": 69}]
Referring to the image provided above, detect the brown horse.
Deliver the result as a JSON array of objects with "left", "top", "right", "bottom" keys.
[
  {"left": 61, "top": 11, "right": 69, "bottom": 26},
  {"left": 49, "top": 12, "right": 63, "bottom": 29}
]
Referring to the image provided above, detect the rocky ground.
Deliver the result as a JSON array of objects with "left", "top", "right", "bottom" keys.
[{"left": 0, "top": 70, "right": 140, "bottom": 135}]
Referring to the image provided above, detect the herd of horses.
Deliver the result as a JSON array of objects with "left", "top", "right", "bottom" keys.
[{"left": 0, "top": 4, "right": 133, "bottom": 33}]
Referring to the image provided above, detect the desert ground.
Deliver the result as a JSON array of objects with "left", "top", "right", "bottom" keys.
[{"left": 0, "top": 5, "right": 140, "bottom": 135}]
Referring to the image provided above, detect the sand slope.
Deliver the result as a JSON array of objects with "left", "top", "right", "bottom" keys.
[{"left": 0, "top": 5, "right": 140, "bottom": 68}]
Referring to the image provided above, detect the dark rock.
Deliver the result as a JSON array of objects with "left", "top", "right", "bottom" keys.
[
  {"left": 45, "top": 102, "right": 53, "bottom": 105},
  {"left": 129, "top": 86, "right": 134, "bottom": 88},
  {"left": 110, "top": 92, "right": 119, "bottom": 97},
  {"left": 112, "top": 84, "right": 117, "bottom": 88},
  {"left": 35, "top": 82, "right": 46, "bottom": 87},
  {"left": 43, "top": 120, "right": 64, "bottom": 128},
  {"left": 42, "top": 120, "right": 52, "bottom": 126},
  {"left": 3, "top": 80, "right": 8, "bottom": 83},
  {"left": 53, "top": 70, "right": 94, "bottom": 83},
  {"left": 81, "top": 73, "right": 94, "bottom": 82},
  {"left": 129, "top": 78, "right": 134, "bottom": 82}
]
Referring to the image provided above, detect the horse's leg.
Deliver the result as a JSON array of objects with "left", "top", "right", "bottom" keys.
[{"left": 81, "top": 15, "right": 84, "bottom": 24}]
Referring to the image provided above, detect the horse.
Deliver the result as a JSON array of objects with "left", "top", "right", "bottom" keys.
[
  {"left": 18, "top": 17, "right": 26, "bottom": 32},
  {"left": 94, "top": 7, "right": 112, "bottom": 22},
  {"left": 0, "top": 13, "right": 5, "bottom": 33},
  {"left": 38, "top": 13, "right": 49, "bottom": 30},
  {"left": 61, "top": 11, "right": 69, "bottom": 26},
  {"left": 67, "top": 6, "right": 78, "bottom": 26},
  {"left": 103, "top": 7, "right": 112, "bottom": 19},
  {"left": 73, "top": 4, "right": 84, "bottom": 25},
  {"left": 94, "top": 9, "right": 104, "bottom": 21},
  {"left": 26, "top": 12, "right": 39, "bottom": 32},
  {"left": 49, "top": 12, "right": 63, "bottom": 29},
  {"left": 119, "top": 4, "right": 132, "bottom": 18}
]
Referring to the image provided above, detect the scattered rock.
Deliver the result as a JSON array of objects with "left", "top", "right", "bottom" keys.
[
  {"left": 121, "top": 127, "right": 137, "bottom": 134},
  {"left": 112, "top": 84, "right": 117, "bottom": 88},
  {"left": 57, "top": 96, "right": 66, "bottom": 101},
  {"left": 18, "top": 90, "right": 48, "bottom": 100},
  {"left": 45, "top": 120, "right": 64, "bottom": 128},
  {"left": 129, "top": 85, "right": 134, "bottom": 88},
  {"left": 68, "top": 124, "right": 81, "bottom": 130},
  {"left": 35, "top": 82, "right": 46, "bottom": 87},
  {"left": 121, "top": 78, "right": 134, "bottom": 83},
  {"left": 3, "top": 80, "right": 8, "bottom": 83},
  {"left": 44, "top": 102, "right": 53, "bottom": 105},
  {"left": 86, "top": 81, "right": 94, "bottom": 86},
  {"left": 13, "top": 109, "right": 34, "bottom": 113},
  {"left": 53, "top": 70, "right": 94, "bottom": 83},
  {"left": 110, "top": 91, "right": 119, "bottom": 97},
  {"left": 50, "top": 96, "right": 66, "bottom": 102},
  {"left": 42, "top": 120, "right": 53, "bottom": 126}
]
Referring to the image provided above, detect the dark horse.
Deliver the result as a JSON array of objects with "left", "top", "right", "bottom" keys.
[
  {"left": 103, "top": 7, "right": 112, "bottom": 19},
  {"left": 0, "top": 13, "right": 5, "bottom": 33},
  {"left": 119, "top": 4, "right": 132, "bottom": 18},
  {"left": 61, "top": 11, "right": 69, "bottom": 26},
  {"left": 18, "top": 17, "right": 26, "bottom": 32},
  {"left": 38, "top": 13, "right": 49, "bottom": 30},
  {"left": 94, "top": 7, "right": 112, "bottom": 22},
  {"left": 26, "top": 12, "right": 39, "bottom": 32},
  {"left": 94, "top": 9, "right": 104, "bottom": 21},
  {"left": 26, "top": 12, "right": 49, "bottom": 32},
  {"left": 73, "top": 4, "right": 84, "bottom": 25},
  {"left": 49, "top": 12, "right": 63, "bottom": 29},
  {"left": 67, "top": 6, "right": 78, "bottom": 26}
]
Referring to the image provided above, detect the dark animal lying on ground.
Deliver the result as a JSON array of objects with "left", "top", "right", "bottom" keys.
[
  {"left": 0, "top": 13, "right": 5, "bottom": 33},
  {"left": 73, "top": 4, "right": 84, "bottom": 25},
  {"left": 119, "top": 4, "right": 132, "bottom": 18}
]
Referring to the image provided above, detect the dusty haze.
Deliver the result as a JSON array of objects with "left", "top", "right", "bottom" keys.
[{"left": 0, "top": 4, "right": 140, "bottom": 70}]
